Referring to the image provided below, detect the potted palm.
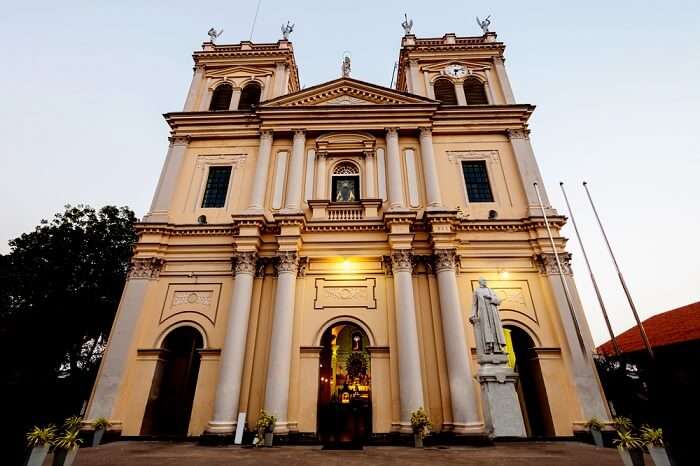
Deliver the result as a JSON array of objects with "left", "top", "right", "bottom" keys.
[
  {"left": 614, "top": 429, "right": 645, "bottom": 466},
  {"left": 584, "top": 416, "right": 605, "bottom": 447},
  {"left": 410, "top": 407, "right": 431, "bottom": 448},
  {"left": 63, "top": 416, "right": 82, "bottom": 433},
  {"left": 91, "top": 417, "right": 110, "bottom": 447},
  {"left": 641, "top": 425, "right": 671, "bottom": 466},
  {"left": 254, "top": 410, "right": 276, "bottom": 447},
  {"left": 51, "top": 429, "right": 83, "bottom": 466},
  {"left": 25, "top": 425, "right": 56, "bottom": 466},
  {"left": 614, "top": 416, "right": 634, "bottom": 433}
]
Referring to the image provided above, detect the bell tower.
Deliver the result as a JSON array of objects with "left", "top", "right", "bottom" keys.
[
  {"left": 181, "top": 38, "right": 300, "bottom": 112},
  {"left": 396, "top": 32, "right": 515, "bottom": 105}
]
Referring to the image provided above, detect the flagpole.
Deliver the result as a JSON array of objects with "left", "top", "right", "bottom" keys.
[
  {"left": 582, "top": 182, "right": 654, "bottom": 360},
  {"left": 560, "top": 182, "right": 621, "bottom": 356},
  {"left": 533, "top": 182, "right": 587, "bottom": 354}
]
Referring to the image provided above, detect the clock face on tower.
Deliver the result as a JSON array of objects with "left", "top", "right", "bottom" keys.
[{"left": 445, "top": 64, "right": 467, "bottom": 78}]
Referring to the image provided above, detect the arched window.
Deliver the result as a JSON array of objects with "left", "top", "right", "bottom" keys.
[
  {"left": 238, "top": 82, "right": 262, "bottom": 110},
  {"left": 434, "top": 78, "right": 458, "bottom": 105},
  {"left": 332, "top": 162, "right": 360, "bottom": 202},
  {"left": 464, "top": 77, "right": 489, "bottom": 105},
  {"left": 209, "top": 83, "right": 233, "bottom": 111}
]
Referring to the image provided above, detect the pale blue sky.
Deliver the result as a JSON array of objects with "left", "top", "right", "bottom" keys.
[{"left": 1, "top": 1, "right": 698, "bottom": 343}]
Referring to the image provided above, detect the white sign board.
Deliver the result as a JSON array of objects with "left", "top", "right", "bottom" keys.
[{"left": 234, "top": 412, "right": 247, "bottom": 445}]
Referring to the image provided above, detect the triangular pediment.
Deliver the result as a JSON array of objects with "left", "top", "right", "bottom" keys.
[
  {"left": 207, "top": 65, "right": 273, "bottom": 78},
  {"left": 261, "top": 77, "right": 437, "bottom": 107},
  {"left": 422, "top": 60, "right": 491, "bottom": 73}
]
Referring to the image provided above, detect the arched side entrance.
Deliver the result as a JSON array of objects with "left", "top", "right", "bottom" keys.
[
  {"left": 504, "top": 325, "right": 555, "bottom": 437},
  {"left": 317, "top": 322, "right": 372, "bottom": 447},
  {"left": 140, "top": 326, "right": 203, "bottom": 436}
]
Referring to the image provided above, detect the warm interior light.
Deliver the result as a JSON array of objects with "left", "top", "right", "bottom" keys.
[
  {"left": 498, "top": 270, "right": 510, "bottom": 279},
  {"left": 340, "top": 257, "right": 352, "bottom": 270}
]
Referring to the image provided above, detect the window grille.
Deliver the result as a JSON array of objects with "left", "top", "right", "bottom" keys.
[
  {"left": 201, "top": 166, "right": 232, "bottom": 208},
  {"left": 461, "top": 160, "right": 494, "bottom": 202},
  {"left": 434, "top": 78, "right": 458, "bottom": 105},
  {"left": 464, "top": 77, "right": 489, "bottom": 105}
]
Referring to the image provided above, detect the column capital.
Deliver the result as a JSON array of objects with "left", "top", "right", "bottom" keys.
[
  {"left": 292, "top": 129, "right": 306, "bottom": 138},
  {"left": 506, "top": 128, "right": 530, "bottom": 140},
  {"left": 169, "top": 135, "right": 190, "bottom": 146},
  {"left": 128, "top": 257, "right": 164, "bottom": 280},
  {"left": 232, "top": 251, "right": 258, "bottom": 276},
  {"left": 260, "top": 129, "right": 274, "bottom": 139},
  {"left": 391, "top": 250, "right": 413, "bottom": 273},
  {"left": 385, "top": 127, "right": 399, "bottom": 136},
  {"left": 418, "top": 127, "right": 433, "bottom": 138},
  {"left": 276, "top": 250, "right": 299, "bottom": 274},
  {"left": 534, "top": 252, "right": 572, "bottom": 276},
  {"left": 433, "top": 249, "right": 459, "bottom": 273}
]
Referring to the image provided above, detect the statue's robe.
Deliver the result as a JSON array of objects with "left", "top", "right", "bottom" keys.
[{"left": 472, "top": 286, "right": 506, "bottom": 353}]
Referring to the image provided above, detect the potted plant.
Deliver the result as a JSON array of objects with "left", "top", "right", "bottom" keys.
[
  {"left": 641, "top": 425, "right": 671, "bottom": 466},
  {"left": 25, "top": 425, "right": 56, "bottom": 466},
  {"left": 91, "top": 417, "right": 110, "bottom": 447},
  {"left": 410, "top": 407, "right": 431, "bottom": 448},
  {"left": 614, "top": 416, "right": 634, "bottom": 432},
  {"left": 584, "top": 416, "right": 605, "bottom": 447},
  {"left": 613, "top": 429, "right": 645, "bottom": 466},
  {"left": 51, "top": 429, "right": 83, "bottom": 466},
  {"left": 254, "top": 410, "right": 276, "bottom": 447}
]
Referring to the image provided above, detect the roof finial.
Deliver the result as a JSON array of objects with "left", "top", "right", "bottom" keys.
[
  {"left": 281, "top": 21, "right": 294, "bottom": 40},
  {"left": 401, "top": 13, "right": 414, "bottom": 35},
  {"left": 207, "top": 28, "right": 223, "bottom": 43},
  {"left": 341, "top": 53, "right": 351, "bottom": 78},
  {"left": 476, "top": 15, "right": 491, "bottom": 34}
]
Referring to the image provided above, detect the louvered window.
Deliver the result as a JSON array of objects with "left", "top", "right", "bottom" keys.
[
  {"left": 462, "top": 161, "right": 494, "bottom": 202},
  {"left": 238, "top": 83, "right": 262, "bottom": 110},
  {"left": 464, "top": 77, "right": 489, "bottom": 105},
  {"left": 209, "top": 84, "right": 233, "bottom": 111},
  {"left": 434, "top": 78, "right": 458, "bottom": 105},
  {"left": 201, "top": 166, "right": 232, "bottom": 208}
]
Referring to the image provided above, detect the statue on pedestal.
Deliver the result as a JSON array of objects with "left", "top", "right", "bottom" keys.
[
  {"left": 470, "top": 277, "right": 507, "bottom": 356},
  {"left": 476, "top": 15, "right": 491, "bottom": 34},
  {"left": 281, "top": 21, "right": 295, "bottom": 40},
  {"left": 207, "top": 28, "right": 223, "bottom": 43}
]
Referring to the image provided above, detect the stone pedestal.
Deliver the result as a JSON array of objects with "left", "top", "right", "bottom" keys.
[{"left": 476, "top": 354, "right": 526, "bottom": 438}]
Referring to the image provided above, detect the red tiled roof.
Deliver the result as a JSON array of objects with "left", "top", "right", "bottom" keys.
[{"left": 597, "top": 302, "right": 700, "bottom": 355}]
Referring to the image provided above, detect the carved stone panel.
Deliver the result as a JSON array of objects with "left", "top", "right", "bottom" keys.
[
  {"left": 314, "top": 278, "right": 377, "bottom": 309},
  {"left": 160, "top": 283, "right": 222, "bottom": 325},
  {"left": 470, "top": 280, "right": 538, "bottom": 325}
]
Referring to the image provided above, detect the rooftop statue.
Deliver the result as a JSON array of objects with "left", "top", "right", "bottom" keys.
[
  {"left": 401, "top": 13, "right": 414, "bottom": 35},
  {"left": 207, "top": 28, "right": 223, "bottom": 43},
  {"left": 342, "top": 55, "right": 351, "bottom": 78},
  {"left": 476, "top": 15, "right": 491, "bottom": 34},
  {"left": 470, "top": 277, "right": 507, "bottom": 355},
  {"left": 281, "top": 21, "right": 295, "bottom": 40}
]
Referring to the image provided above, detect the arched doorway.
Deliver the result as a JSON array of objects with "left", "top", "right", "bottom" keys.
[
  {"left": 504, "top": 325, "right": 555, "bottom": 437},
  {"left": 140, "top": 326, "right": 203, "bottom": 437},
  {"left": 317, "top": 322, "right": 371, "bottom": 447}
]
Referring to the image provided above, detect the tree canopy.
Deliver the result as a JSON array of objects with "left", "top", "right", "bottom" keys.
[{"left": 0, "top": 204, "right": 135, "bottom": 461}]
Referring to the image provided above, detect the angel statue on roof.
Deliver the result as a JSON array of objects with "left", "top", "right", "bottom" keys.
[{"left": 476, "top": 15, "right": 491, "bottom": 34}]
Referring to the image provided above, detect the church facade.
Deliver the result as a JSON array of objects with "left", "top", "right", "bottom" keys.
[{"left": 85, "top": 29, "right": 610, "bottom": 441}]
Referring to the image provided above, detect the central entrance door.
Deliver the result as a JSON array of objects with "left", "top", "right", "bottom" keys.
[{"left": 317, "top": 323, "right": 372, "bottom": 448}]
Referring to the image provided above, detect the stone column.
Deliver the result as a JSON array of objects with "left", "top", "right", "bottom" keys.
[
  {"left": 454, "top": 81, "right": 467, "bottom": 106},
  {"left": 493, "top": 56, "right": 516, "bottom": 104},
  {"left": 229, "top": 87, "right": 242, "bottom": 110},
  {"left": 364, "top": 150, "right": 377, "bottom": 198},
  {"left": 264, "top": 251, "right": 299, "bottom": 432},
  {"left": 507, "top": 129, "right": 551, "bottom": 215},
  {"left": 391, "top": 250, "right": 425, "bottom": 431},
  {"left": 409, "top": 59, "right": 423, "bottom": 96},
  {"left": 144, "top": 136, "right": 189, "bottom": 223},
  {"left": 206, "top": 252, "right": 258, "bottom": 434},
  {"left": 484, "top": 69, "right": 497, "bottom": 104},
  {"left": 183, "top": 65, "right": 205, "bottom": 111},
  {"left": 433, "top": 250, "right": 480, "bottom": 431},
  {"left": 535, "top": 253, "right": 609, "bottom": 420},
  {"left": 248, "top": 130, "right": 274, "bottom": 210},
  {"left": 418, "top": 128, "right": 443, "bottom": 207},
  {"left": 315, "top": 152, "right": 327, "bottom": 199},
  {"left": 274, "top": 62, "right": 287, "bottom": 97},
  {"left": 86, "top": 258, "right": 163, "bottom": 420},
  {"left": 385, "top": 128, "right": 405, "bottom": 209},
  {"left": 284, "top": 130, "right": 306, "bottom": 210}
]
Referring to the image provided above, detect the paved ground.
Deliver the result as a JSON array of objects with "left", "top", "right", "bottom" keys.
[{"left": 42, "top": 440, "right": 637, "bottom": 466}]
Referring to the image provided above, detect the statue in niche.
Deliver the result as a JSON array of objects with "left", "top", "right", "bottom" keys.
[
  {"left": 335, "top": 179, "right": 357, "bottom": 202},
  {"left": 470, "top": 277, "right": 507, "bottom": 354}
]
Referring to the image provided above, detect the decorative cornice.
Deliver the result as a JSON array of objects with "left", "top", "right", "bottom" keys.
[
  {"left": 391, "top": 250, "right": 413, "bottom": 273},
  {"left": 232, "top": 251, "right": 257, "bottom": 276},
  {"left": 128, "top": 257, "right": 164, "bottom": 280},
  {"left": 533, "top": 252, "right": 573, "bottom": 276},
  {"left": 169, "top": 135, "right": 190, "bottom": 146}
]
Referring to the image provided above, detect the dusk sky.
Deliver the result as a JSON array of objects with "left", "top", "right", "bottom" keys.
[{"left": 1, "top": 1, "right": 698, "bottom": 344}]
